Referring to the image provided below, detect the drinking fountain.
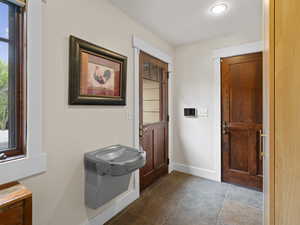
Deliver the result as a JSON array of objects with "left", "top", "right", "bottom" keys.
[{"left": 84, "top": 145, "right": 146, "bottom": 209}]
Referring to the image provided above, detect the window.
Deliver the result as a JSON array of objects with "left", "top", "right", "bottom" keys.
[
  {"left": 0, "top": 0, "right": 26, "bottom": 160},
  {"left": 142, "top": 62, "right": 164, "bottom": 125},
  {"left": 143, "top": 78, "right": 161, "bottom": 124}
]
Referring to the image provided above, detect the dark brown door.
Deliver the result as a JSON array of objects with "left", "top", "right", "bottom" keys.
[
  {"left": 139, "top": 51, "right": 169, "bottom": 191},
  {"left": 221, "top": 52, "right": 263, "bottom": 191}
]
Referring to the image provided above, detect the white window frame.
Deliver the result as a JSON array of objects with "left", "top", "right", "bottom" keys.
[{"left": 0, "top": 0, "right": 46, "bottom": 184}]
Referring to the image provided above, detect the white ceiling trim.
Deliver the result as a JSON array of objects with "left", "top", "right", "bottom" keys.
[
  {"left": 213, "top": 41, "right": 263, "bottom": 58},
  {"left": 132, "top": 35, "right": 173, "bottom": 68}
]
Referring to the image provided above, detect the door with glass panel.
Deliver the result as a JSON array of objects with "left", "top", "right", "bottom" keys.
[{"left": 139, "top": 51, "right": 169, "bottom": 191}]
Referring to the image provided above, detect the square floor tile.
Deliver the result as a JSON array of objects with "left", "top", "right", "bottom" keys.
[
  {"left": 226, "top": 185, "right": 263, "bottom": 209},
  {"left": 218, "top": 199, "right": 263, "bottom": 225}
]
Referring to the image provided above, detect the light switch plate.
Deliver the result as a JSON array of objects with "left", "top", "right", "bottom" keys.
[
  {"left": 198, "top": 108, "right": 208, "bottom": 117},
  {"left": 127, "top": 112, "right": 134, "bottom": 121}
]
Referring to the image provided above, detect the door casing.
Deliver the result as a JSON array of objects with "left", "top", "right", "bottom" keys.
[
  {"left": 263, "top": 0, "right": 275, "bottom": 225},
  {"left": 213, "top": 41, "right": 264, "bottom": 183},
  {"left": 132, "top": 36, "right": 173, "bottom": 195},
  {"left": 139, "top": 51, "right": 169, "bottom": 190},
  {"left": 213, "top": 41, "right": 269, "bottom": 222}
]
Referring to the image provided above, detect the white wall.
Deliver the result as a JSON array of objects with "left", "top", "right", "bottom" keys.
[
  {"left": 173, "top": 34, "right": 262, "bottom": 181},
  {"left": 20, "top": 0, "right": 174, "bottom": 225}
]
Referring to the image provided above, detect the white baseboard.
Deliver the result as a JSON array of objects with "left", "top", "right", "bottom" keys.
[
  {"left": 83, "top": 189, "right": 139, "bottom": 225},
  {"left": 168, "top": 163, "right": 174, "bottom": 173},
  {"left": 172, "top": 163, "right": 219, "bottom": 181}
]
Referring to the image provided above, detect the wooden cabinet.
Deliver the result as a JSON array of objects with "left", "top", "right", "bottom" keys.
[{"left": 0, "top": 182, "right": 32, "bottom": 225}]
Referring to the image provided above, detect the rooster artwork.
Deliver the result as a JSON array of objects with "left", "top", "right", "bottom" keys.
[
  {"left": 86, "top": 61, "right": 117, "bottom": 97},
  {"left": 93, "top": 66, "right": 112, "bottom": 85},
  {"left": 69, "top": 36, "right": 127, "bottom": 105}
]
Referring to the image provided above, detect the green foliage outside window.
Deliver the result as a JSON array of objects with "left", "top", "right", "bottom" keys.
[{"left": 0, "top": 60, "right": 8, "bottom": 130}]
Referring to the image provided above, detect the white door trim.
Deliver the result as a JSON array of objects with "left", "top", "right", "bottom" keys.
[
  {"left": 212, "top": 41, "right": 264, "bottom": 182},
  {"left": 132, "top": 35, "right": 174, "bottom": 175},
  {"left": 132, "top": 36, "right": 173, "bottom": 67}
]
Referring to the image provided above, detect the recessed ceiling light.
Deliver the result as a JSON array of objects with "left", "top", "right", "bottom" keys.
[{"left": 210, "top": 2, "right": 228, "bottom": 15}]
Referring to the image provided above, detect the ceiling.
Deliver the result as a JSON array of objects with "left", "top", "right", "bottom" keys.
[{"left": 110, "top": 0, "right": 263, "bottom": 46}]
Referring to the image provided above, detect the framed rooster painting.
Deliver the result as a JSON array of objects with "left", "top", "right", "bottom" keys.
[{"left": 69, "top": 36, "right": 127, "bottom": 105}]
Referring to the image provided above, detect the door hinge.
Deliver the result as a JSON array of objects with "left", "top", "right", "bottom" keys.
[
  {"left": 167, "top": 115, "right": 170, "bottom": 122},
  {"left": 167, "top": 158, "right": 170, "bottom": 165},
  {"left": 167, "top": 72, "right": 170, "bottom": 79}
]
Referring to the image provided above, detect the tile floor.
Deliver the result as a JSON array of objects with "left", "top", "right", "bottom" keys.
[{"left": 105, "top": 171, "right": 263, "bottom": 225}]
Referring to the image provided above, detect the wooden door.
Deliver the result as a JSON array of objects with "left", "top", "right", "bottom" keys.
[
  {"left": 139, "top": 51, "right": 169, "bottom": 191},
  {"left": 273, "top": 0, "right": 300, "bottom": 224},
  {"left": 221, "top": 52, "right": 263, "bottom": 191}
]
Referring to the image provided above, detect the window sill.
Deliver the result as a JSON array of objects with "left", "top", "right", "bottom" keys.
[{"left": 0, "top": 153, "right": 47, "bottom": 184}]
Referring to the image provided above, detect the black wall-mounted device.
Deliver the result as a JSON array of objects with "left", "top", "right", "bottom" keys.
[{"left": 184, "top": 108, "right": 197, "bottom": 117}]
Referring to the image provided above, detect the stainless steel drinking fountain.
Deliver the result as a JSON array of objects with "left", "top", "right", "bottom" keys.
[{"left": 84, "top": 145, "right": 146, "bottom": 209}]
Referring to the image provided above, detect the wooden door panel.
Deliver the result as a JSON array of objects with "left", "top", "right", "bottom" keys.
[
  {"left": 230, "top": 88, "right": 262, "bottom": 124},
  {"left": 140, "top": 128, "right": 154, "bottom": 176},
  {"left": 229, "top": 129, "right": 250, "bottom": 172},
  {"left": 222, "top": 52, "right": 263, "bottom": 191},
  {"left": 224, "top": 169, "right": 259, "bottom": 188},
  {"left": 140, "top": 124, "right": 168, "bottom": 190},
  {"left": 154, "top": 125, "right": 167, "bottom": 169},
  {"left": 229, "top": 61, "right": 262, "bottom": 123}
]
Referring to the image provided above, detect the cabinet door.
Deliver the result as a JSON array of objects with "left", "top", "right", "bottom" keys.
[{"left": 0, "top": 202, "right": 23, "bottom": 225}]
